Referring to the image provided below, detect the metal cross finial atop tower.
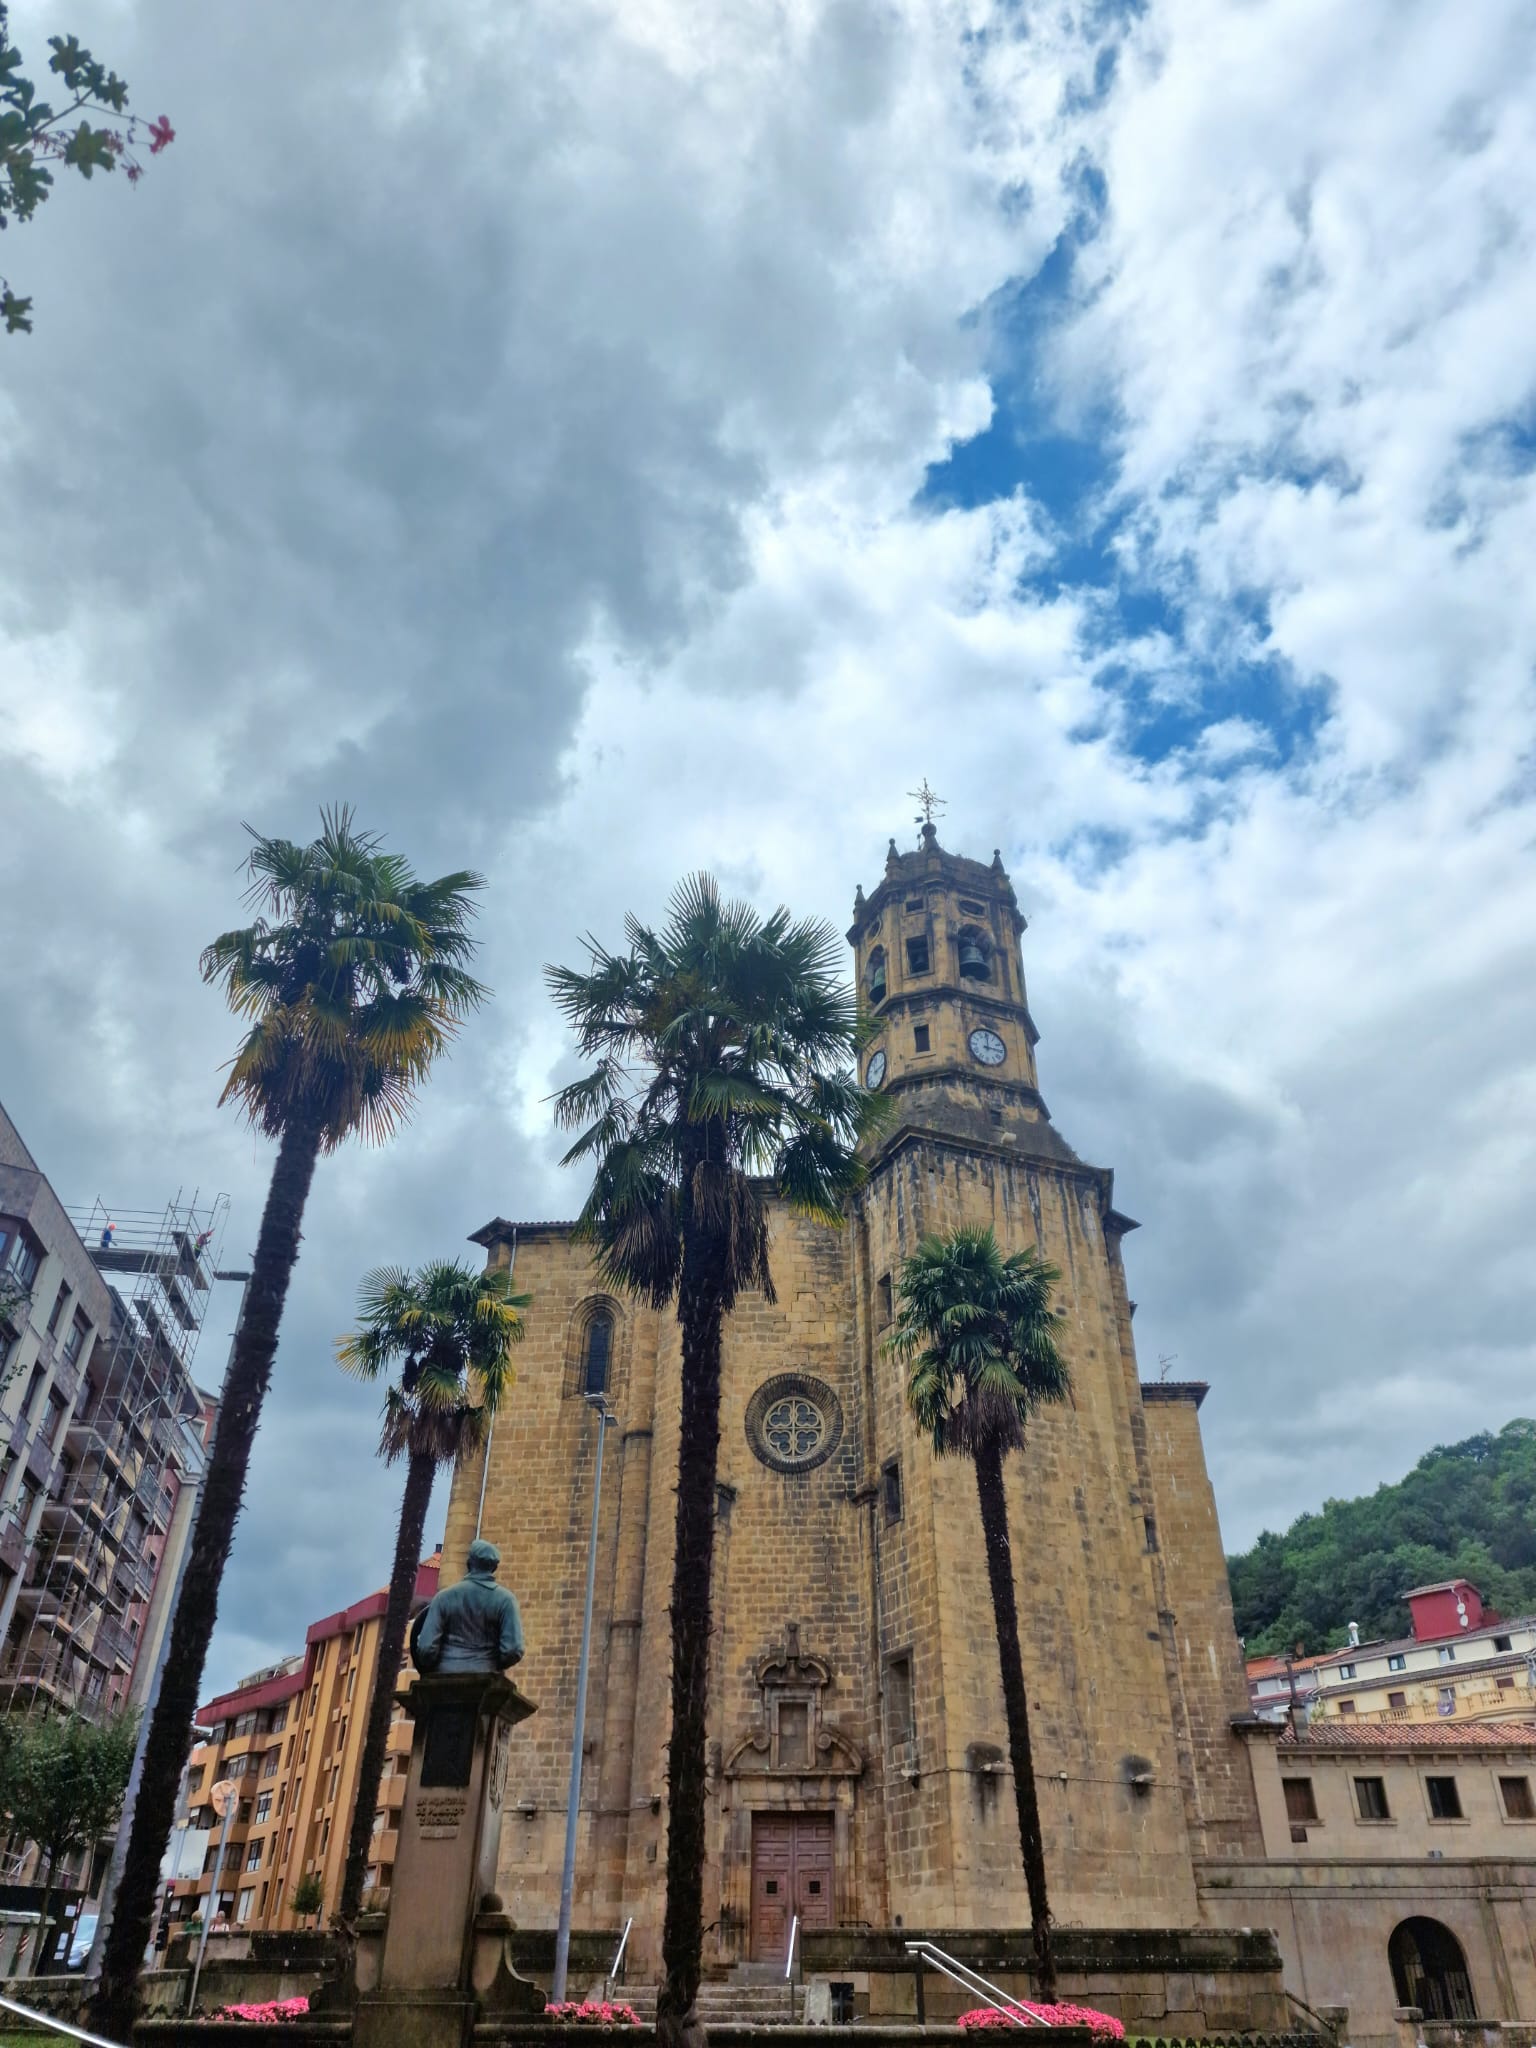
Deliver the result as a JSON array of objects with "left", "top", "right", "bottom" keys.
[{"left": 909, "top": 778, "right": 946, "bottom": 829}]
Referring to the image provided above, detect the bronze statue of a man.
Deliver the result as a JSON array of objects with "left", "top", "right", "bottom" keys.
[{"left": 413, "top": 1538, "right": 525, "bottom": 1675}]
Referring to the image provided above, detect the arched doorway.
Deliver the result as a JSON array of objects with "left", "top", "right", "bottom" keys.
[{"left": 1389, "top": 1917, "right": 1476, "bottom": 2020}]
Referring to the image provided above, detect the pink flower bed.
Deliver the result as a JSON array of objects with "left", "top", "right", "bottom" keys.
[
  {"left": 545, "top": 2001, "right": 640, "bottom": 2026},
  {"left": 210, "top": 1997, "right": 311, "bottom": 2023},
  {"left": 957, "top": 2003, "right": 1124, "bottom": 2037}
]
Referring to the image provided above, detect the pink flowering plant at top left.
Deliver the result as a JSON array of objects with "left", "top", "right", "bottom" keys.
[{"left": 0, "top": 0, "right": 174, "bottom": 333}]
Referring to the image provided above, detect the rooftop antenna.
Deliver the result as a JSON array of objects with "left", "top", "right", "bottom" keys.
[{"left": 1158, "top": 1352, "right": 1179, "bottom": 1381}]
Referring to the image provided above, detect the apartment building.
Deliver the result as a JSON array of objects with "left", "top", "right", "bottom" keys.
[
  {"left": 1245, "top": 1650, "right": 1333, "bottom": 1722},
  {"left": 1305, "top": 1581, "right": 1536, "bottom": 1728},
  {"left": 0, "top": 1103, "right": 224, "bottom": 1725},
  {"left": 164, "top": 1553, "right": 440, "bottom": 1940}
]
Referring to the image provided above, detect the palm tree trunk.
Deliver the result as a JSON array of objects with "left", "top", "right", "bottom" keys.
[
  {"left": 656, "top": 1205, "right": 726, "bottom": 2047},
  {"left": 973, "top": 1437, "right": 1056, "bottom": 2003},
  {"left": 88, "top": 1114, "right": 324, "bottom": 2039},
  {"left": 338, "top": 1446, "right": 437, "bottom": 1924}
]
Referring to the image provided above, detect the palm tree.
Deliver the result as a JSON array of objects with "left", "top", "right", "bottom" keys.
[
  {"left": 546, "top": 874, "right": 881, "bottom": 2044},
  {"left": 334, "top": 1257, "right": 529, "bottom": 1924},
  {"left": 885, "top": 1226, "right": 1070, "bottom": 2003},
  {"left": 90, "top": 808, "right": 487, "bottom": 2037}
]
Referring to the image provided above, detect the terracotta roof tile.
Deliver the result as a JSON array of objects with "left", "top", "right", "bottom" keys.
[{"left": 1280, "top": 1718, "right": 1536, "bottom": 1750}]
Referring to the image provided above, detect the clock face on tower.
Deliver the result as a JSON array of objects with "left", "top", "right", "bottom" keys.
[
  {"left": 865, "top": 1050, "right": 887, "bottom": 1089},
  {"left": 968, "top": 1027, "right": 1006, "bottom": 1067}
]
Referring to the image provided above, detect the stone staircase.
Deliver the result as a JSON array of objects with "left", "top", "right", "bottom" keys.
[{"left": 610, "top": 1981, "right": 804, "bottom": 2025}]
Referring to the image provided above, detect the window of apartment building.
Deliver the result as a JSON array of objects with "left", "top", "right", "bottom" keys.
[
  {"left": 1388, "top": 1653, "right": 1406, "bottom": 1671},
  {"left": 62, "top": 1311, "right": 89, "bottom": 1366},
  {"left": 255, "top": 1793, "right": 272, "bottom": 1824},
  {"left": 1438, "top": 1686, "right": 1457, "bottom": 1715},
  {"left": 233, "top": 1711, "right": 257, "bottom": 1738},
  {"left": 308, "top": 1685, "right": 320, "bottom": 1719},
  {"left": 1282, "top": 1779, "right": 1319, "bottom": 1824},
  {"left": 282, "top": 1827, "right": 294, "bottom": 1865},
  {"left": 371, "top": 1808, "right": 386, "bottom": 1836},
  {"left": 0, "top": 1223, "right": 36, "bottom": 1284},
  {"left": 1438, "top": 1645, "right": 1456, "bottom": 1664},
  {"left": 236, "top": 1886, "right": 255, "bottom": 1924},
  {"left": 45, "top": 1284, "right": 69, "bottom": 1337},
  {"left": 23, "top": 1364, "right": 46, "bottom": 1421},
  {"left": 320, "top": 1817, "right": 331, "bottom": 1853},
  {"left": 1388, "top": 1691, "right": 1408, "bottom": 1711},
  {"left": 1338, "top": 1700, "right": 1356, "bottom": 1716},
  {"left": 187, "top": 1765, "right": 204, "bottom": 1793},
  {"left": 46, "top": 1389, "right": 68, "bottom": 1448},
  {"left": 276, "top": 1785, "right": 287, "bottom": 1817},
  {"left": 329, "top": 1767, "right": 341, "bottom": 1805},
  {"left": 272, "top": 1704, "right": 287, "bottom": 1732},
  {"left": 336, "top": 1717, "right": 348, "bottom": 1755},
  {"left": 245, "top": 1840, "right": 262, "bottom": 1872},
  {"left": 1337, "top": 1661, "right": 1356, "bottom": 1680},
  {"left": 346, "top": 1667, "right": 356, "bottom": 1702},
  {"left": 1354, "top": 1776, "right": 1391, "bottom": 1821},
  {"left": 258, "top": 1882, "right": 270, "bottom": 1918},
  {"left": 1500, "top": 1776, "right": 1536, "bottom": 1820},
  {"left": 237, "top": 1801, "right": 252, "bottom": 1825},
  {"left": 313, "top": 1641, "right": 327, "bottom": 1676},
  {"left": 913, "top": 1023, "right": 931, "bottom": 1053},
  {"left": 300, "top": 1730, "right": 311, "bottom": 1764},
  {"left": 1494, "top": 1635, "right": 1514, "bottom": 1653},
  {"left": 263, "top": 1749, "right": 280, "bottom": 1778},
  {"left": 885, "top": 1652, "right": 915, "bottom": 1746},
  {"left": 1426, "top": 1776, "right": 1464, "bottom": 1820}
]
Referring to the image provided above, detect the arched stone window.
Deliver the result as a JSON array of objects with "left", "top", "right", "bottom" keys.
[
  {"left": 1389, "top": 1917, "right": 1476, "bottom": 2021},
  {"left": 582, "top": 1309, "right": 614, "bottom": 1396},
  {"left": 866, "top": 946, "right": 887, "bottom": 1006}
]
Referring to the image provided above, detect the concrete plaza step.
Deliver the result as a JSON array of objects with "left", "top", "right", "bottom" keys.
[{"left": 612, "top": 1982, "right": 804, "bottom": 2024}]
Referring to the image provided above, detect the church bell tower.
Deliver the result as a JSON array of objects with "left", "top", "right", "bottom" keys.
[{"left": 849, "top": 816, "right": 1081, "bottom": 1173}]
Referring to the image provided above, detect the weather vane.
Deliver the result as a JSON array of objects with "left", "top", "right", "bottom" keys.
[{"left": 909, "top": 778, "right": 946, "bottom": 829}]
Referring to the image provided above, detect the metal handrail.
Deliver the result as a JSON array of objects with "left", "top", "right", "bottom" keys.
[
  {"left": 785, "top": 1913, "right": 799, "bottom": 1983},
  {"left": 0, "top": 1990, "right": 128, "bottom": 2048},
  {"left": 904, "top": 1939, "right": 1052, "bottom": 2026},
  {"left": 606, "top": 1915, "right": 633, "bottom": 1998}
]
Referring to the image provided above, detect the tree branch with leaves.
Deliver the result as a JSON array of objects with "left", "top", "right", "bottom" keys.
[{"left": 0, "top": 1, "right": 173, "bottom": 334}]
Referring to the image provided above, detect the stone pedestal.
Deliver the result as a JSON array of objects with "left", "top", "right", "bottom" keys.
[{"left": 354, "top": 1673, "right": 542, "bottom": 2048}]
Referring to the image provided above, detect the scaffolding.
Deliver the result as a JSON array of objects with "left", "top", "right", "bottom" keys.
[{"left": 0, "top": 1193, "right": 229, "bottom": 1723}]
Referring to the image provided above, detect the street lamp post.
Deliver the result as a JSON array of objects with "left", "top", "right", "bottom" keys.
[{"left": 550, "top": 1396, "right": 616, "bottom": 2006}]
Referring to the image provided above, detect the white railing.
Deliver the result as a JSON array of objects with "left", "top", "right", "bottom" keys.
[
  {"left": 785, "top": 1912, "right": 799, "bottom": 1983},
  {"left": 605, "top": 1915, "right": 633, "bottom": 1999},
  {"left": 0, "top": 1990, "right": 128, "bottom": 2048},
  {"left": 904, "top": 1938, "right": 1053, "bottom": 2025}
]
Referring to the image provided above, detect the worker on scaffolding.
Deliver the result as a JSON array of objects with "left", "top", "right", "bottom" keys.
[
  {"left": 100, "top": 1221, "right": 116, "bottom": 1249},
  {"left": 194, "top": 1227, "right": 214, "bottom": 1255}
]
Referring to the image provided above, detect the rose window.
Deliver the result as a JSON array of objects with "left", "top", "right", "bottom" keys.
[
  {"left": 764, "top": 1396, "right": 824, "bottom": 1463},
  {"left": 746, "top": 1373, "right": 844, "bottom": 1474}
]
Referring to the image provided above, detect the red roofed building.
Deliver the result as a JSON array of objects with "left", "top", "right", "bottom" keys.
[{"left": 163, "top": 1552, "right": 440, "bottom": 1941}]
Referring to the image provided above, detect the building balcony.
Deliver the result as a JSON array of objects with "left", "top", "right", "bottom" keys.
[{"left": 0, "top": 1509, "right": 28, "bottom": 1575}]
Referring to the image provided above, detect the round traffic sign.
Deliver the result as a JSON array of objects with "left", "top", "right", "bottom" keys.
[{"left": 210, "top": 1779, "right": 238, "bottom": 1818}]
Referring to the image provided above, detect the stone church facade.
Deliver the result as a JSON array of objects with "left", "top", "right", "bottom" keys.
[{"left": 443, "top": 823, "right": 1262, "bottom": 1967}]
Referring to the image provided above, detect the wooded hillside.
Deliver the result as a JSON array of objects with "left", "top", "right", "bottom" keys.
[{"left": 1227, "top": 1418, "right": 1536, "bottom": 1656}]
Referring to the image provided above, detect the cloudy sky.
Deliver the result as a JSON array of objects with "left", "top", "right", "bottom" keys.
[{"left": 2, "top": 0, "right": 1534, "bottom": 1695}]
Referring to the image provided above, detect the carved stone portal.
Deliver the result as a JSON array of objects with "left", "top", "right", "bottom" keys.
[{"left": 724, "top": 1624, "right": 864, "bottom": 1780}]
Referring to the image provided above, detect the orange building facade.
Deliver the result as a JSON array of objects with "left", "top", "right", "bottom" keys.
[{"left": 163, "top": 1554, "right": 439, "bottom": 1942}]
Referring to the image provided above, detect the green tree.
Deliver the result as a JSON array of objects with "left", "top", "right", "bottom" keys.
[
  {"left": 0, "top": 2, "right": 174, "bottom": 334},
  {"left": 1229, "top": 1418, "right": 1536, "bottom": 1656},
  {"left": 333, "top": 1257, "right": 529, "bottom": 1924},
  {"left": 90, "top": 808, "right": 488, "bottom": 2037},
  {"left": 7, "top": 1710, "right": 136, "bottom": 1975},
  {"left": 885, "top": 1226, "right": 1070, "bottom": 2002},
  {"left": 547, "top": 874, "right": 881, "bottom": 2044},
  {"left": 289, "top": 1873, "right": 325, "bottom": 1928}
]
